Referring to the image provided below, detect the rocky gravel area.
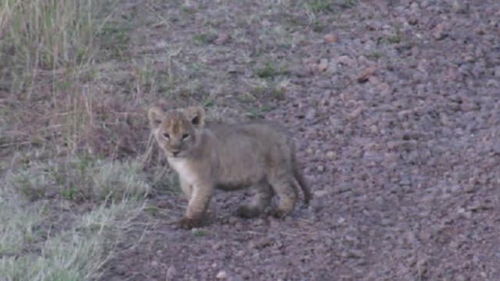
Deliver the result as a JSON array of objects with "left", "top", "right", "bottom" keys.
[{"left": 100, "top": 1, "right": 500, "bottom": 280}]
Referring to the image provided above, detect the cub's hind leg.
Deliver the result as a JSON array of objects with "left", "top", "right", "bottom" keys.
[
  {"left": 268, "top": 173, "right": 298, "bottom": 218},
  {"left": 237, "top": 182, "right": 272, "bottom": 218}
]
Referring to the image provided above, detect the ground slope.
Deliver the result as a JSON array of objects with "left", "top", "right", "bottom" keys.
[{"left": 100, "top": 1, "right": 500, "bottom": 280}]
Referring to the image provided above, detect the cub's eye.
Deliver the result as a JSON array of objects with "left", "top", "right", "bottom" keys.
[
  {"left": 182, "top": 133, "right": 190, "bottom": 140},
  {"left": 163, "top": 133, "right": 170, "bottom": 139}
]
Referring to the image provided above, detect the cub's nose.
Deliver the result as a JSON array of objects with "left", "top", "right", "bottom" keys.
[{"left": 171, "top": 150, "right": 181, "bottom": 157}]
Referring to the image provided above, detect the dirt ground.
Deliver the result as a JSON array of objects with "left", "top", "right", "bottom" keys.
[{"left": 99, "top": 0, "right": 500, "bottom": 280}]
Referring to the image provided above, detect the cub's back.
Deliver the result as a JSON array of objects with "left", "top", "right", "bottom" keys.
[
  {"left": 206, "top": 120, "right": 295, "bottom": 167},
  {"left": 204, "top": 120, "right": 295, "bottom": 187},
  {"left": 207, "top": 120, "right": 292, "bottom": 148}
]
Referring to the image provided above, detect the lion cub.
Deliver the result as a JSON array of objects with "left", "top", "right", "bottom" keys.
[{"left": 148, "top": 106, "right": 311, "bottom": 229}]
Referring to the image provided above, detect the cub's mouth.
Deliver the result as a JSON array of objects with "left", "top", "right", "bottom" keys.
[{"left": 168, "top": 150, "right": 185, "bottom": 158}]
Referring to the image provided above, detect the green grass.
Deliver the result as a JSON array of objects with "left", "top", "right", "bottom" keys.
[
  {"left": 191, "top": 229, "right": 208, "bottom": 237},
  {"left": 245, "top": 105, "right": 274, "bottom": 119},
  {"left": 255, "top": 61, "right": 289, "bottom": 79},
  {"left": 306, "top": 0, "right": 358, "bottom": 14},
  {"left": 193, "top": 32, "right": 217, "bottom": 45},
  {"left": 306, "top": 0, "right": 334, "bottom": 13},
  {"left": 366, "top": 51, "right": 384, "bottom": 60}
]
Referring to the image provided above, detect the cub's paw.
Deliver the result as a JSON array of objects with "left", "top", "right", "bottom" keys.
[
  {"left": 177, "top": 217, "right": 203, "bottom": 229},
  {"left": 237, "top": 205, "right": 261, "bottom": 218},
  {"left": 272, "top": 209, "right": 289, "bottom": 219}
]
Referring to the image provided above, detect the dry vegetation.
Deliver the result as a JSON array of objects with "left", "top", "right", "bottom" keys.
[
  {"left": 0, "top": 0, "right": 326, "bottom": 277},
  {"left": 0, "top": 0, "right": 161, "bottom": 279}
]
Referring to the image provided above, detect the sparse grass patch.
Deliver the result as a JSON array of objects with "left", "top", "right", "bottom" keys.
[
  {"left": 386, "top": 34, "right": 402, "bottom": 44},
  {"left": 191, "top": 228, "right": 208, "bottom": 237},
  {"left": 379, "top": 26, "right": 405, "bottom": 45},
  {"left": 367, "top": 51, "right": 384, "bottom": 60},
  {"left": 181, "top": 5, "right": 198, "bottom": 15},
  {"left": 255, "top": 61, "right": 289, "bottom": 79},
  {"left": 0, "top": 0, "right": 117, "bottom": 92},
  {"left": 250, "top": 81, "right": 287, "bottom": 102},
  {"left": 306, "top": 0, "right": 358, "bottom": 14},
  {"left": 131, "top": 58, "right": 165, "bottom": 96},
  {"left": 5, "top": 156, "right": 150, "bottom": 203},
  {"left": 1, "top": 153, "right": 148, "bottom": 281},
  {"left": 306, "top": 0, "right": 334, "bottom": 14},
  {"left": 0, "top": 196, "right": 144, "bottom": 281},
  {"left": 0, "top": 188, "right": 43, "bottom": 256},
  {"left": 245, "top": 105, "right": 274, "bottom": 119},
  {"left": 97, "top": 21, "right": 132, "bottom": 59},
  {"left": 192, "top": 32, "right": 218, "bottom": 45},
  {"left": 0, "top": 0, "right": 138, "bottom": 164}
]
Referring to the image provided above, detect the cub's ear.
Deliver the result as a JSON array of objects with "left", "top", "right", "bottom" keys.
[
  {"left": 148, "top": 106, "right": 165, "bottom": 129},
  {"left": 183, "top": 106, "right": 206, "bottom": 128}
]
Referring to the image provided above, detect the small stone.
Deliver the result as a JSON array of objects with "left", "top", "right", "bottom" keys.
[
  {"left": 409, "top": 2, "right": 419, "bottom": 11},
  {"left": 212, "top": 242, "right": 223, "bottom": 251},
  {"left": 229, "top": 274, "right": 244, "bottom": 281},
  {"left": 494, "top": 66, "right": 500, "bottom": 77},
  {"left": 227, "top": 216, "right": 238, "bottom": 225},
  {"left": 328, "top": 60, "right": 338, "bottom": 73},
  {"left": 215, "top": 33, "right": 231, "bottom": 45},
  {"left": 250, "top": 237, "right": 273, "bottom": 249},
  {"left": 317, "top": 58, "right": 329, "bottom": 72},
  {"left": 254, "top": 218, "right": 265, "bottom": 226},
  {"left": 337, "top": 55, "right": 355, "bottom": 66},
  {"left": 357, "top": 66, "right": 377, "bottom": 83},
  {"left": 323, "top": 33, "right": 338, "bottom": 43},
  {"left": 432, "top": 23, "right": 447, "bottom": 40},
  {"left": 305, "top": 108, "right": 316, "bottom": 120},
  {"left": 317, "top": 165, "right": 325, "bottom": 172},
  {"left": 408, "top": 17, "right": 418, "bottom": 25},
  {"left": 326, "top": 151, "right": 336, "bottom": 159},
  {"left": 452, "top": 1, "right": 469, "bottom": 13},
  {"left": 347, "top": 107, "right": 363, "bottom": 120},
  {"left": 216, "top": 270, "right": 228, "bottom": 279},
  {"left": 166, "top": 266, "right": 177, "bottom": 280},
  {"left": 313, "top": 189, "right": 329, "bottom": 197}
]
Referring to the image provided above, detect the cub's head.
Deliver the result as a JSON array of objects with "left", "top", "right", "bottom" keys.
[{"left": 148, "top": 106, "right": 206, "bottom": 158}]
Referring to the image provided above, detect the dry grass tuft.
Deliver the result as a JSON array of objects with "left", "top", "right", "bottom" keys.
[
  {"left": 0, "top": 194, "right": 144, "bottom": 281},
  {"left": 5, "top": 157, "right": 151, "bottom": 202},
  {"left": 1, "top": 155, "right": 148, "bottom": 281}
]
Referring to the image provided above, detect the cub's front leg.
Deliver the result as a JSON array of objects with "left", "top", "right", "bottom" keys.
[
  {"left": 179, "top": 177, "right": 193, "bottom": 200},
  {"left": 178, "top": 181, "right": 214, "bottom": 229}
]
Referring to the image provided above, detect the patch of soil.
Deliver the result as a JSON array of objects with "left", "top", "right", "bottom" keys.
[{"left": 100, "top": 0, "right": 500, "bottom": 280}]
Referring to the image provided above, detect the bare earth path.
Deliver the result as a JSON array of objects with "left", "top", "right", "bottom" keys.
[{"left": 100, "top": 1, "right": 500, "bottom": 280}]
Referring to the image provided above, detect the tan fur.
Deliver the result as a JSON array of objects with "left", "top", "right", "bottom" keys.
[{"left": 148, "top": 106, "right": 311, "bottom": 229}]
